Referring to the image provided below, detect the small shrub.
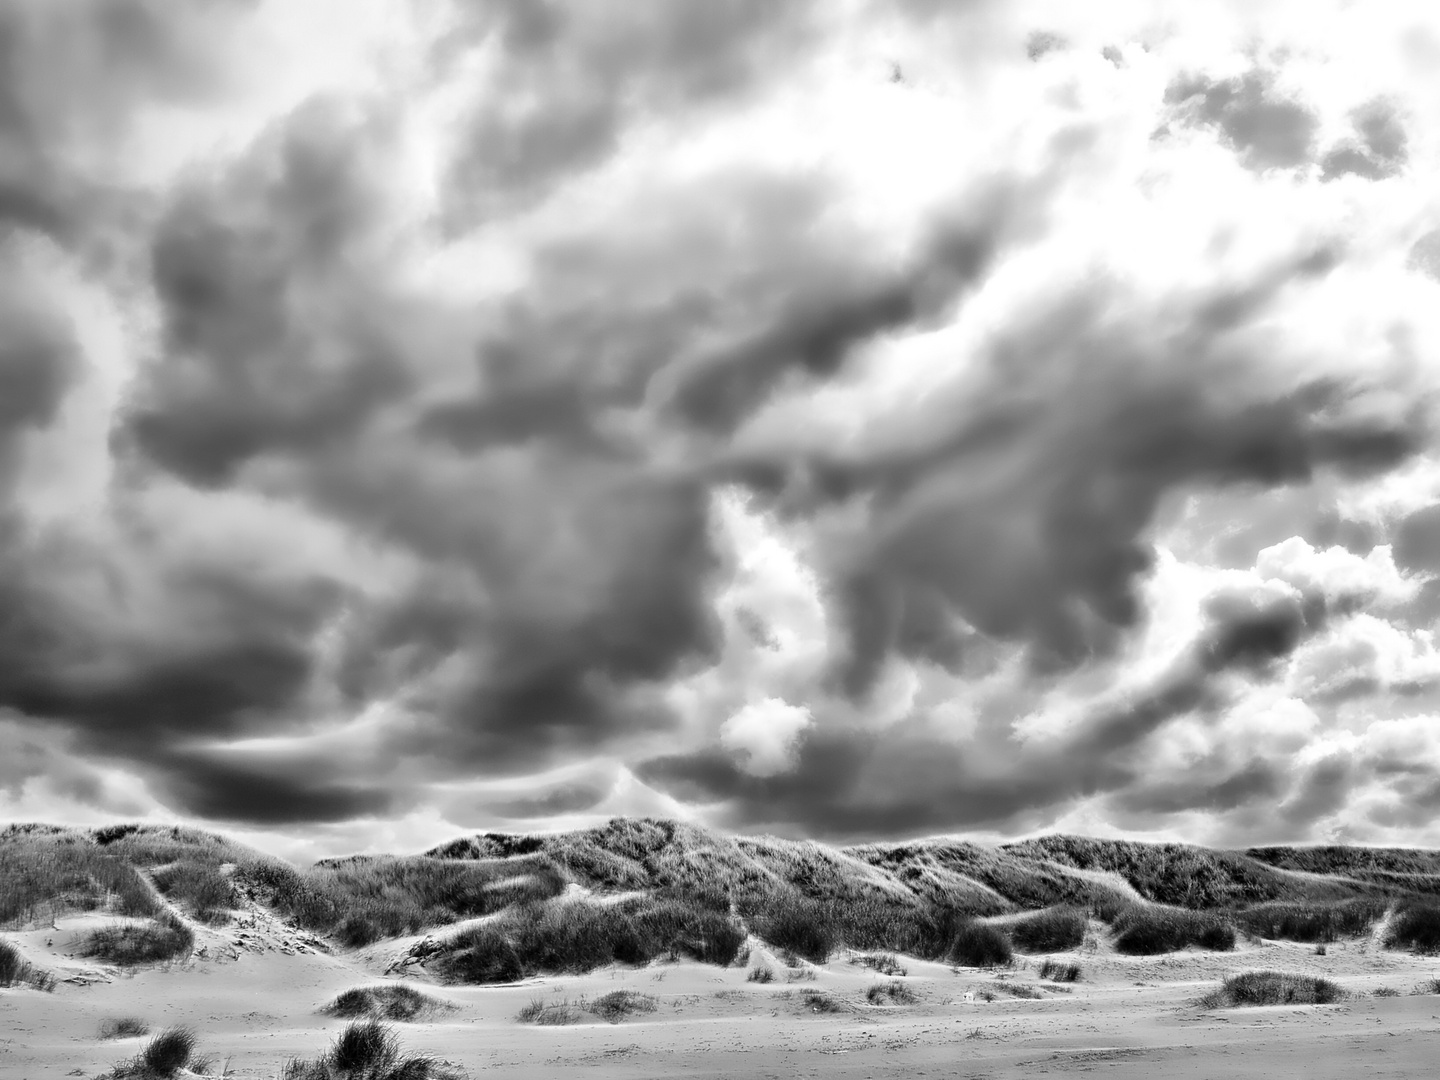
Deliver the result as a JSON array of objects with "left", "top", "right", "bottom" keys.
[
  {"left": 141, "top": 1027, "right": 197, "bottom": 1076},
  {"left": 1009, "top": 907, "right": 1086, "bottom": 953},
  {"left": 323, "top": 984, "right": 451, "bottom": 1022},
  {"left": 947, "top": 922, "right": 1013, "bottom": 968},
  {"left": 1374, "top": 986, "right": 1400, "bottom": 997},
  {"left": 1200, "top": 971, "right": 1345, "bottom": 1008},
  {"left": 747, "top": 962, "right": 774, "bottom": 983},
  {"left": 589, "top": 990, "right": 658, "bottom": 1023},
  {"left": 1038, "top": 959, "right": 1081, "bottom": 982},
  {"left": 799, "top": 988, "right": 842, "bottom": 1013},
  {"left": 751, "top": 896, "right": 835, "bottom": 964},
  {"left": 100, "top": 1017, "right": 150, "bottom": 1040},
  {"left": 851, "top": 953, "right": 906, "bottom": 977},
  {"left": 516, "top": 998, "right": 585, "bottom": 1025},
  {"left": 1386, "top": 904, "right": 1440, "bottom": 954},
  {"left": 1412, "top": 978, "right": 1440, "bottom": 995},
  {"left": 82, "top": 916, "right": 194, "bottom": 966},
  {"left": 1112, "top": 907, "right": 1235, "bottom": 955},
  {"left": 1315, "top": 944, "right": 1327, "bottom": 956},
  {"left": 0, "top": 939, "right": 55, "bottom": 991},
  {"left": 865, "top": 981, "right": 917, "bottom": 1005}
]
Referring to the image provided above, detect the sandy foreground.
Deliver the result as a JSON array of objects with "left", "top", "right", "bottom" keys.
[{"left": 5, "top": 908, "right": 1440, "bottom": 1080}]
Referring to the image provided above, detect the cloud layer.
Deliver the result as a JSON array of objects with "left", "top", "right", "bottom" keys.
[{"left": 1, "top": 0, "right": 1439, "bottom": 860}]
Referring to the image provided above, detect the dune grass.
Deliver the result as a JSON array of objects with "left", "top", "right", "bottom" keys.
[
  {"left": 1038, "top": 959, "right": 1081, "bottom": 982},
  {"left": 1199, "top": 971, "right": 1345, "bottom": 1008},
  {"left": 589, "top": 989, "right": 659, "bottom": 1023},
  {"left": 798, "top": 987, "right": 842, "bottom": 1012},
  {"left": 0, "top": 826, "right": 160, "bottom": 927},
  {"left": 82, "top": 914, "right": 194, "bottom": 966},
  {"left": 947, "top": 921, "right": 1013, "bottom": 967},
  {"left": 865, "top": 980, "right": 918, "bottom": 1005},
  {"left": 323, "top": 984, "right": 453, "bottom": 1022},
  {"left": 851, "top": 952, "right": 906, "bottom": 976},
  {"left": 102, "top": 1026, "right": 198, "bottom": 1078},
  {"left": 0, "top": 938, "right": 55, "bottom": 991},
  {"left": 516, "top": 998, "right": 586, "bottom": 1025},
  {"left": 1111, "top": 905, "right": 1236, "bottom": 955},
  {"left": 1233, "top": 898, "right": 1386, "bottom": 943},
  {"left": 747, "top": 961, "right": 775, "bottom": 983},
  {"left": 150, "top": 861, "right": 236, "bottom": 926},
  {"left": 1008, "top": 906, "right": 1087, "bottom": 953},
  {"left": 1385, "top": 902, "right": 1440, "bottom": 954},
  {"left": 100, "top": 1017, "right": 151, "bottom": 1040},
  {"left": 282, "top": 1019, "right": 462, "bottom": 1079},
  {"left": 432, "top": 894, "right": 746, "bottom": 983}
]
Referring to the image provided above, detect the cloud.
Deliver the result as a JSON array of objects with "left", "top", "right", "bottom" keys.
[{"left": 0, "top": 0, "right": 1438, "bottom": 852}]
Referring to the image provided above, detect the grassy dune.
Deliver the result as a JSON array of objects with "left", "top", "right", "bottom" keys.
[{"left": 8, "top": 816, "right": 1440, "bottom": 985}]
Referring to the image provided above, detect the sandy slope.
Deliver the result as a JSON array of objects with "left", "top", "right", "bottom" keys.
[{"left": 5, "top": 916, "right": 1440, "bottom": 1080}]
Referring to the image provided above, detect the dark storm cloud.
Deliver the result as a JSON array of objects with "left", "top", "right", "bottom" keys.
[
  {"left": 156, "top": 752, "right": 395, "bottom": 825},
  {"left": 485, "top": 776, "right": 616, "bottom": 818},
  {"left": 1163, "top": 69, "right": 1318, "bottom": 170},
  {"left": 438, "top": 0, "right": 818, "bottom": 219},
  {"left": 1109, "top": 758, "right": 1285, "bottom": 816},
  {"left": 120, "top": 98, "right": 409, "bottom": 487},
  {"left": 728, "top": 253, "right": 1423, "bottom": 692},
  {"left": 1320, "top": 99, "right": 1409, "bottom": 182}
]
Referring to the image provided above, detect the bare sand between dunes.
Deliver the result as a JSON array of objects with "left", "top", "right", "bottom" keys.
[{"left": 5, "top": 913, "right": 1440, "bottom": 1080}]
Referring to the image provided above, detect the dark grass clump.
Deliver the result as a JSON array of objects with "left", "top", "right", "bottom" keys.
[
  {"left": 798, "top": 987, "right": 842, "bottom": 1013},
  {"left": 1374, "top": 986, "right": 1401, "bottom": 997},
  {"left": 100, "top": 1017, "right": 150, "bottom": 1039},
  {"left": 82, "top": 915, "right": 194, "bottom": 966},
  {"left": 750, "top": 895, "right": 836, "bottom": 964},
  {"left": 865, "top": 980, "right": 918, "bottom": 1005},
  {"left": 1111, "top": 906, "right": 1235, "bottom": 955},
  {"left": 1038, "top": 959, "right": 1081, "bottom": 982},
  {"left": 747, "top": 962, "right": 774, "bottom": 983},
  {"left": 1009, "top": 906, "right": 1087, "bottom": 953},
  {"left": 1234, "top": 898, "right": 1386, "bottom": 943},
  {"left": 1385, "top": 903, "right": 1440, "bottom": 954},
  {"left": 1199, "top": 971, "right": 1344, "bottom": 1008},
  {"left": 589, "top": 989, "right": 658, "bottom": 1023},
  {"left": 281, "top": 1019, "right": 461, "bottom": 1079},
  {"left": 992, "top": 982, "right": 1042, "bottom": 999},
  {"left": 516, "top": 998, "right": 585, "bottom": 1025},
  {"left": 324, "top": 983, "right": 453, "bottom": 1022},
  {"left": 851, "top": 952, "right": 906, "bottom": 976},
  {"left": 141, "top": 1027, "right": 197, "bottom": 1076},
  {"left": 431, "top": 924, "right": 525, "bottom": 984},
  {"left": 150, "top": 861, "right": 235, "bottom": 925},
  {"left": 0, "top": 938, "right": 56, "bottom": 991},
  {"left": 947, "top": 921, "right": 1013, "bottom": 968},
  {"left": 0, "top": 828, "right": 161, "bottom": 926}
]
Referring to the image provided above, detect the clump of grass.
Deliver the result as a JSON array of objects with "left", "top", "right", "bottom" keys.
[
  {"left": 750, "top": 896, "right": 836, "bottom": 964},
  {"left": 786, "top": 964, "right": 817, "bottom": 982},
  {"left": 516, "top": 998, "right": 585, "bottom": 1025},
  {"left": 323, "top": 984, "right": 453, "bottom": 1022},
  {"left": 100, "top": 1017, "right": 150, "bottom": 1040},
  {"left": 947, "top": 921, "right": 1013, "bottom": 968},
  {"left": 0, "top": 938, "right": 56, "bottom": 991},
  {"left": 747, "top": 962, "right": 774, "bottom": 983},
  {"left": 588, "top": 990, "right": 658, "bottom": 1023},
  {"left": 1374, "top": 986, "right": 1400, "bottom": 997},
  {"left": 991, "top": 982, "right": 1042, "bottom": 1000},
  {"left": 281, "top": 1019, "right": 457, "bottom": 1079},
  {"left": 851, "top": 953, "right": 906, "bottom": 977},
  {"left": 1198, "top": 971, "right": 1345, "bottom": 1008},
  {"left": 1411, "top": 978, "right": 1440, "bottom": 995},
  {"left": 798, "top": 988, "right": 842, "bottom": 1013},
  {"left": 1038, "top": 959, "right": 1081, "bottom": 982},
  {"left": 865, "top": 981, "right": 918, "bottom": 1005},
  {"left": 1385, "top": 903, "right": 1440, "bottom": 954},
  {"left": 82, "top": 915, "right": 194, "bottom": 966},
  {"left": 1234, "top": 899, "right": 1385, "bottom": 943},
  {"left": 141, "top": 1028, "right": 197, "bottom": 1076},
  {"left": 1315, "top": 944, "right": 1327, "bottom": 956},
  {"left": 1111, "top": 906, "right": 1235, "bottom": 955},
  {"left": 1009, "top": 907, "right": 1087, "bottom": 953},
  {"left": 150, "top": 861, "right": 235, "bottom": 926}
]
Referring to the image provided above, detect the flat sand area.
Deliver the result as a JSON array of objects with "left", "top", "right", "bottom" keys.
[{"left": 5, "top": 911, "right": 1440, "bottom": 1079}]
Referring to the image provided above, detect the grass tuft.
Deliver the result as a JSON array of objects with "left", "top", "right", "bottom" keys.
[
  {"left": 1374, "top": 986, "right": 1400, "bottom": 997},
  {"left": 589, "top": 990, "right": 658, "bottom": 1023},
  {"left": 1199, "top": 971, "right": 1345, "bottom": 1008},
  {"left": 798, "top": 987, "right": 842, "bottom": 1013},
  {"left": 281, "top": 1019, "right": 457, "bottom": 1080},
  {"left": 1038, "top": 959, "right": 1081, "bottom": 982},
  {"left": 1385, "top": 903, "right": 1440, "bottom": 954},
  {"left": 99, "top": 1017, "right": 150, "bottom": 1040},
  {"left": 947, "top": 921, "right": 1013, "bottom": 967},
  {"left": 141, "top": 1027, "right": 196, "bottom": 1076},
  {"left": 865, "top": 980, "right": 918, "bottom": 1005},
  {"left": 1111, "top": 906, "right": 1235, "bottom": 955},
  {"left": 751, "top": 896, "right": 836, "bottom": 964},
  {"left": 851, "top": 952, "right": 906, "bottom": 977},
  {"left": 517, "top": 998, "right": 585, "bottom": 1025},
  {"left": 323, "top": 983, "right": 453, "bottom": 1022},
  {"left": 1009, "top": 907, "right": 1087, "bottom": 953},
  {"left": 1234, "top": 899, "right": 1385, "bottom": 943},
  {"left": 0, "top": 938, "right": 56, "bottom": 991},
  {"left": 747, "top": 961, "right": 774, "bottom": 983},
  {"left": 82, "top": 915, "right": 194, "bottom": 966}
]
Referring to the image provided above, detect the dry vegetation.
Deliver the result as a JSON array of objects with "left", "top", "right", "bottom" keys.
[
  {"left": 0, "top": 937, "right": 55, "bottom": 991},
  {"left": 323, "top": 984, "right": 453, "bottom": 1022},
  {"left": 1199, "top": 971, "right": 1346, "bottom": 1008}
]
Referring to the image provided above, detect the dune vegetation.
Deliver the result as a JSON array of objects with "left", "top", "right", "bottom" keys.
[{"left": 9, "top": 815, "right": 1440, "bottom": 986}]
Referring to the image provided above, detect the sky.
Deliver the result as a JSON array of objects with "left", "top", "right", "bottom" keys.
[{"left": 2, "top": 0, "right": 1440, "bottom": 865}]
